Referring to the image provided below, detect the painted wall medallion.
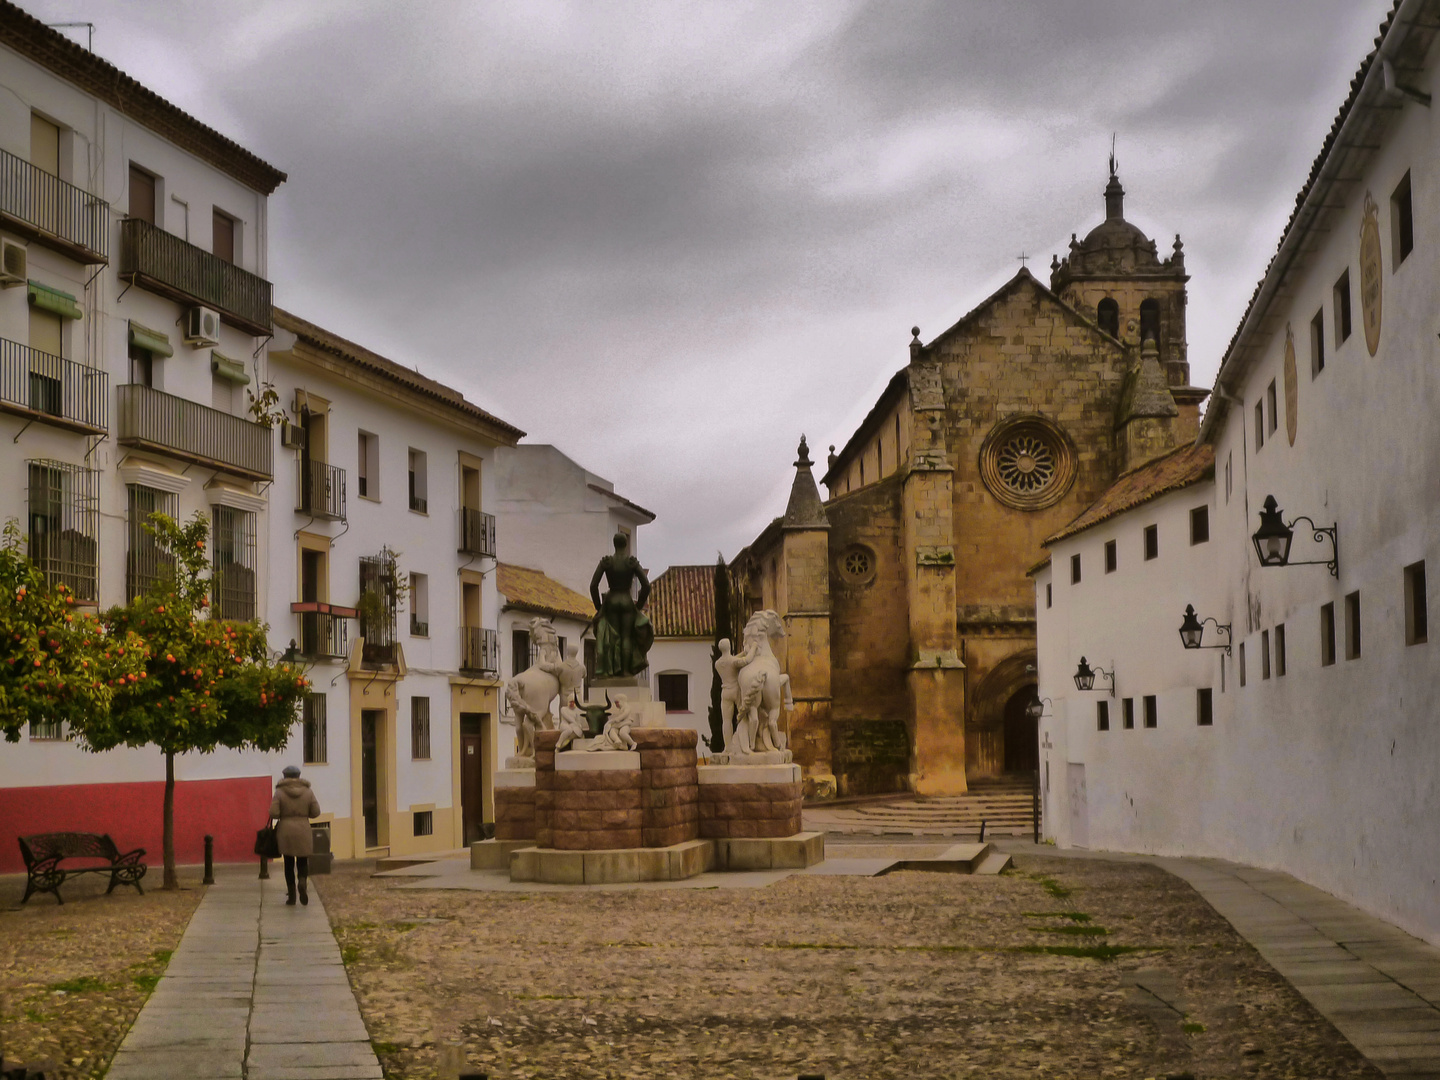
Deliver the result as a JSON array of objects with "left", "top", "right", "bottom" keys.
[
  {"left": 1360, "top": 191, "right": 1383, "bottom": 357},
  {"left": 1283, "top": 323, "right": 1298, "bottom": 446}
]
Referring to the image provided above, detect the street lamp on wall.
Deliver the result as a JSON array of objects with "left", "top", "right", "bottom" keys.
[
  {"left": 1178, "top": 605, "right": 1232, "bottom": 655},
  {"left": 1073, "top": 657, "right": 1115, "bottom": 696},
  {"left": 1024, "top": 697, "right": 1053, "bottom": 721},
  {"left": 1252, "top": 495, "right": 1339, "bottom": 577}
]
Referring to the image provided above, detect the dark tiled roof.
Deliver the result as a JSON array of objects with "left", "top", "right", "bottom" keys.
[
  {"left": 0, "top": 1, "right": 286, "bottom": 193},
  {"left": 274, "top": 309, "right": 525, "bottom": 443},
  {"left": 1045, "top": 443, "right": 1214, "bottom": 545},
  {"left": 647, "top": 565, "right": 716, "bottom": 639},
  {"left": 497, "top": 564, "right": 595, "bottom": 623}
]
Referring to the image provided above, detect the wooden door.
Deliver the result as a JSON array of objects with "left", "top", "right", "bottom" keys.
[
  {"left": 460, "top": 713, "right": 486, "bottom": 845},
  {"left": 361, "top": 709, "right": 381, "bottom": 849}
]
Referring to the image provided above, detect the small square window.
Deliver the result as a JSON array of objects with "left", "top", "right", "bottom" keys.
[
  {"left": 1071, "top": 553, "right": 1081, "bottom": 584},
  {"left": 1334, "top": 269, "right": 1352, "bottom": 344},
  {"left": 1392, "top": 170, "right": 1414, "bottom": 269},
  {"left": 1143, "top": 525, "right": 1158, "bottom": 561},
  {"left": 1345, "top": 590, "right": 1361, "bottom": 660},
  {"left": 1190, "top": 506, "right": 1209, "bottom": 545},
  {"left": 1320, "top": 602, "right": 1337, "bottom": 667},
  {"left": 657, "top": 672, "right": 689, "bottom": 713},
  {"left": 1405, "top": 561, "right": 1428, "bottom": 646},
  {"left": 1196, "top": 687, "right": 1213, "bottom": 727},
  {"left": 1239, "top": 642, "right": 1247, "bottom": 686},
  {"left": 413, "top": 810, "right": 433, "bottom": 837},
  {"left": 303, "top": 694, "right": 327, "bottom": 764},
  {"left": 1261, "top": 630, "right": 1271, "bottom": 679},
  {"left": 1104, "top": 540, "right": 1117, "bottom": 574},
  {"left": 1122, "top": 698, "right": 1135, "bottom": 730},
  {"left": 1142, "top": 695, "right": 1157, "bottom": 729},
  {"left": 1310, "top": 309, "right": 1325, "bottom": 377},
  {"left": 1096, "top": 701, "right": 1109, "bottom": 732},
  {"left": 29, "top": 717, "right": 63, "bottom": 740},
  {"left": 1045, "top": 583, "right": 1052, "bottom": 609},
  {"left": 1254, "top": 400, "right": 1265, "bottom": 450},
  {"left": 1275, "top": 623, "right": 1287, "bottom": 677}
]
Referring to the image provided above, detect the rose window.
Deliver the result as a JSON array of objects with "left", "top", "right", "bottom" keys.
[
  {"left": 978, "top": 416, "right": 1076, "bottom": 511},
  {"left": 838, "top": 545, "right": 877, "bottom": 585},
  {"left": 843, "top": 549, "right": 871, "bottom": 578},
  {"left": 995, "top": 433, "right": 1057, "bottom": 494}
]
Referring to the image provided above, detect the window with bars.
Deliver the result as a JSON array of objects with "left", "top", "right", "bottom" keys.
[
  {"left": 358, "top": 549, "right": 399, "bottom": 666},
  {"left": 303, "top": 694, "right": 327, "bottom": 764},
  {"left": 27, "top": 460, "right": 98, "bottom": 601},
  {"left": 211, "top": 505, "right": 257, "bottom": 621},
  {"left": 411, "top": 696, "right": 431, "bottom": 759},
  {"left": 126, "top": 484, "right": 177, "bottom": 602},
  {"left": 29, "top": 716, "right": 63, "bottom": 740}
]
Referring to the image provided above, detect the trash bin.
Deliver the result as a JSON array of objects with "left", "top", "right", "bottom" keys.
[{"left": 309, "top": 822, "right": 333, "bottom": 875}]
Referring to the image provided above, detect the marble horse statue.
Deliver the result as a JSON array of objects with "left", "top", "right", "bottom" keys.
[
  {"left": 503, "top": 617, "right": 583, "bottom": 766},
  {"left": 725, "top": 609, "right": 793, "bottom": 761}
]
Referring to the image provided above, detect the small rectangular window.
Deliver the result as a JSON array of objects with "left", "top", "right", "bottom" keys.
[
  {"left": 31, "top": 113, "right": 60, "bottom": 175},
  {"left": 128, "top": 342, "right": 154, "bottom": 387},
  {"left": 1334, "top": 269, "right": 1352, "bottom": 344},
  {"left": 1196, "top": 688, "right": 1213, "bottom": 727},
  {"left": 1345, "top": 590, "right": 1361, "bottom": 660},
  {"left": 128, "top": 163, "right": 156, "bottom": 224},
  {"left": 1096, "top": 701, "right": 1110, "bottom": 731},
  {"left": 1143, "top": 524, "right": 1158, "bottom": 561},
  {"left": 657, "top": 672, "right": 689, "bottom": 712},
  {"left": 1310, "top": 309, "right": 1325, "bottom": 376},
  {"left": 1045, "top": 583, "right": 1052, "bottom": 609},
  {"left": 409, "top": 572, "right": 429, "bottom": 637},
  {"left": 358, "top": 432, "right": 379, "bottom": 499},
  {"left": 411, "top": 696, "right": 431, "bottom": 759},
  {"left": 303, "top": 694, "right": 327, "bottom": 764},
  {"left": 1275, "top": 623, "right": 1287, "bottom": 677},
  {"left": 1225, "top": 453, "right": 1232, "bottom": 503},
  {"left": 1320, "top": 602, "right": 1337, "bottom": 666},
  {"left": 1405, "top": 561, "right": 1428, "bottom": 645},
  {"left": 1071, "top": 553, "right": 1081, "bottom": 584},
  {"left": 1122, "top": 698, "right": 1135, "bottom": 730},
  {"left": 212, "top": 208, "right": 236, "bottom": 264},
  {"left": 1254, "top": 400, "right": 1265, "bottom": 450},
  {"left": 1267, "top": 380, "right": 1278, "bottom": 435},
  {"left": 1104, "top": 540, "right": 1117, "bottom": 574},
  {"left": 1220, "top": 654, "right": 1226, "bottom": 693},
  {"left": 408, "top": 448, "right": 428, "bottom": 513},
  {"left": 29, "top": 716, "right": 62, "bottom": 740},
  {"left": 1261, "top": 630, "right": 1271, "bottom": 679},
  {"left": 1142, "top": 695, "right": 1157, "bottom": 729},
  {"left": 1392, "top": 170, "right": 1413, "bottom": 268},
  {"left": 413, "top": 810, "right": 433, "bottom": 837},
  {"left": 1190, "top": 506, "right": 1209, "bottom": 545},
  {"left": 511, "top": 628, "right": 531, "bottom": 677},
  {"left": 1239, "top": 642, "right": 1247, "bottom": 686}
]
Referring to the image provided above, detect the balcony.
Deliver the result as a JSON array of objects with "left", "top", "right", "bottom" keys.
[
  {"left": 0, "top": 148, "right": 109, "bottom": 264},
  {"left": 119, "top": 218, "right": 272, "bottom": 335},
  {"left": 0, "top": 339, "right": 107, "bottom": 434},
  {"left": 410, "top": 615, "right": 428, "bottom": 637},
  {"left": 459, "top": 508, "right": 496, "bottom": 557},
  {"left": 460, "top": 626, "right": 500, "bottom": 676},
  {"left": 291, "top": 604, "right": 354, "bottom": 660},
  {"left": 117, "top": 384, "right": 273, "bottom": 481},
  {"left": 297, "top": 458, "right": 346, "bottom": 520}
]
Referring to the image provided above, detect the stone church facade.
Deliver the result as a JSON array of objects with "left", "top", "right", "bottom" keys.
[{"left": 734, "top": 171, "right": 1207, "bottom": 797}]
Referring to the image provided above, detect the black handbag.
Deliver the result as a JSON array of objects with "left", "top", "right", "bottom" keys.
[{"left": 254, "top": 824, "right": 280, "bottom": 859}]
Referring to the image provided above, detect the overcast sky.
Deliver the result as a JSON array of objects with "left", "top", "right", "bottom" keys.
[{"left": 30, "top": 0, "right": 1390, "bottom": 573}]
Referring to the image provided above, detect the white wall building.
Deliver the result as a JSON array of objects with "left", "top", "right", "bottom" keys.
[
  {"left": 646, "top": 564, "right": 720, "bottom": 754},
  {"left": 1035, "top": 0, "right": 1440, "bottom": 945}
]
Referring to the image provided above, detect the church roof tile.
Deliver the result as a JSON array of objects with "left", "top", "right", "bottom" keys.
[
  {"left": 647, "top": 565, "right": 716, "bottom": 639},
  {"left": 1045, "top": 443, "right": 1213, "bottom": 546}
]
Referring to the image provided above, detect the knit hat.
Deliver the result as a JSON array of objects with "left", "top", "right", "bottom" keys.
[{"left": 282, "top": 765, "right": 302, "bottom": 778}]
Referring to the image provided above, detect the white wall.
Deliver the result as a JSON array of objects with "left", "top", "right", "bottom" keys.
[{"left": 648, "top": 637, "right": 716, "bottom": 753}]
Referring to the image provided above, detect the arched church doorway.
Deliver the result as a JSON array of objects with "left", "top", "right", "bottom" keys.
[
  {"left": 1002, "top": 685, "right": 1039, "bottom": 774},
  {"left": 966, "top": 650, "right": 1037, "bottom": 779}
]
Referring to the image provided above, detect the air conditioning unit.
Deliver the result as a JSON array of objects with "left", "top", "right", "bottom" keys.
[
  {"left": 280, "top": 420, "right": 305, "bottom": 450},
  {"left": 185, "top": 306, "right": 221, "bottom": 347},
  {"left": 0, "top": 240, "right": 26, "bottom": 287}
]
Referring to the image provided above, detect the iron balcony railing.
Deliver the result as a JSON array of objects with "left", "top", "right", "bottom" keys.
[
  {"left": 297, "top": 609, "right": 349, "bottom": 661},
  {"left": 410, "top": 615, "right": 428, "bottom": 637},
  {"left": 0, "top": 148, "right": 109, "bottom": 263},
  {"left": 0, "top": 339, "right": 108, "bottom": 434},
  {"left": 297, "top": 458, "right": 346, "bottom": 520},
  {"left": 119, "top": 218, "right": 272, "bottom": 334},
  {"left": 460, "top": 626, "right": 500, "bottom": 676},
  {"left": 459, "top": 508, "right": 496, "bottom": 557},
  {"left": 117, "top": 384, "right": 273, "bottom": 481}
]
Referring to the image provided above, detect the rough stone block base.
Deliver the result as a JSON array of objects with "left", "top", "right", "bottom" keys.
[
  {"left": 711, "top": 831, "right": 825, "bottom": 872},
  {"left": 509, "top": 839, "right": 714, "bottom": 884},
  {"left": 470, "top": 839, "right": 537, "bottom": 870}
]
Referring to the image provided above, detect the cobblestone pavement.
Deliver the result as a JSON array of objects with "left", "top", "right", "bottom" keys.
[{"left": 319, "top": 851, "right": 1381, "bottom": 1079}]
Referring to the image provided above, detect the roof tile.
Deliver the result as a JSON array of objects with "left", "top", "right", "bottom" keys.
[
  {"left": 647, "top": 565, "right": 716, "bottom": 639},
  {"left": 497, "top": 564, "right": 595, "bottom": 623},
  {"left": 1045, "top": 443, "right": 1214, "bottom": 545}
]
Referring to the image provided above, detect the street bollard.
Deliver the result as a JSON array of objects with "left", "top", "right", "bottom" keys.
[
  {"left": 203, "top": 834, "right": 215, "bottom": 885},
  {"left": 979, "top": 819, "right": 987, "bottom": 843}
]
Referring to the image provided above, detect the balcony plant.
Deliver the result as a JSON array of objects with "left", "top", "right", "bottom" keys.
[
  {"left": 78, "top": 513, "right": 308, "bottom": 890},
  {"left": 358, "top": 546, "right": 409, "bottom": 667}
]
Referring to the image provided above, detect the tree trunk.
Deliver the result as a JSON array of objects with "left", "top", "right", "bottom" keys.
[{"left": 163, "top": 749, "right": 178, "bottom": 890}]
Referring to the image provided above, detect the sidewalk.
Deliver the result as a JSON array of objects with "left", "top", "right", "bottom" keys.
[
  {"left": 105, "top": 865, "right": 380, "bottom": 1080},
  {"left": 996, "top": 840, "right": 1440, "bottom": 1080}
]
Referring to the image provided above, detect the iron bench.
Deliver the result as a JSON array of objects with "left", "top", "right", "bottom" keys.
[{"left": 18, "top": 832, "right": 147, "bottom": 905}]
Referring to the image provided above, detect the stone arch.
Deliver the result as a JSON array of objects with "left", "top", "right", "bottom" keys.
[{"left": 966, "top": 649, "right": 1037, "bottom": 778}]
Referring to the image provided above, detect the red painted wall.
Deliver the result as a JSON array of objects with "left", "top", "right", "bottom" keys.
[{"left": 0, "top": 776, "right": 274, "bottom": 873}]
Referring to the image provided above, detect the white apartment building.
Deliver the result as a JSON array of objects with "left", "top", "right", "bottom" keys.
[
  {"left": 0, "top": 5, "right": 287, "bottom": 870},
  {"left": 268, "top": 311, "right": 523, "bottom": 860},
  {"left": 1035, "top": 0, "right": 1440, "bottom": 944}
]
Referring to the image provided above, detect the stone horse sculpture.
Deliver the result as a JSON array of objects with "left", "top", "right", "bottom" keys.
[
  {"left": 502, "top": 617, "right": 574, "bottom": 766},
  {"left": 722, "top": 609, "right": 793, "bottom": 763}
]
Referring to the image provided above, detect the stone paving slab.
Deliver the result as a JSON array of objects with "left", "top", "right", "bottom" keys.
[{"left": 105, "top": 867, "right": 380, "bottom": 1080}]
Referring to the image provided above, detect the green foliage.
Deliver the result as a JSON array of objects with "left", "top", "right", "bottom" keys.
[
  {"left": 80, "top": 513, "right": 307, "bottom": 757},
  {"left": 0, "top": 520, "right": 147, "bottom": 742},
  {"left": 706, "top": 554, "right": 730, "bottom": 753},
  {"left": 245, "top": 380, "right": 286, "bottom": 429}
]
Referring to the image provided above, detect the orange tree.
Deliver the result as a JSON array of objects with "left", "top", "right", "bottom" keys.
[
  {"left": 79, "top": 513, "right": 308, "bottom": 889},
  {"left": 0, "top": 521, "right": 146, "bottom": 743}
]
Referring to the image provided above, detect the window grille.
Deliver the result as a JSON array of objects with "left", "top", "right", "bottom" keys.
[
  {"left": 27, "top": 459, "right": 98, "bottom": 601},
  {"left": 358, "top": 549, "right": 399, "bottom": 665},
  {"left": 211, "top": 505, "right": 257, "bottom": 621},
  {"left": 29, "top": 716, "right": 62, "bottom": 740},
  {"left": 303, "top": 694, "right": 327, "bottom": 764},
  {"left": 125, "top": 484, "right": 177, "bottom": 602},
  {"left": 411, "top": 696, "right": 431, "bottom": 759},
  {"left": 657, "top": 672, "right": 689, "bottom": 713}
]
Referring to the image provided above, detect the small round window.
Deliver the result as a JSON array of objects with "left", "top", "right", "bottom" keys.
[
  {"left": 838, "top": 545, "right": 877, "bottom": 586},
  {"left": 979, "top": 415, "right": 1076, "bottom": 512}
]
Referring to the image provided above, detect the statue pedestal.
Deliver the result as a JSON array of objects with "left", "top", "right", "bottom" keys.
[{"left": 585, "top": 676, "right": 666, "bottom": 728}]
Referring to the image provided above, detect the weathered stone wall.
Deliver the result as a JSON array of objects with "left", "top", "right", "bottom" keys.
[
  {"left": 494, "top": 786, "right": 535, "bottom": 841},
  {"left": 698, "top": 781, "right": 802, "bottom": 838},
  {"left": 831, "top": 718, "right": 911, "bottom": 797},
  {"left": 637, "top": 729, "right": 701, "bottom": 847}
]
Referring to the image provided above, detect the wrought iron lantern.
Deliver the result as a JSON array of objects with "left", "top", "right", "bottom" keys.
[
  {"left": 1025, "top": 697, "right": 1053, "bottom": 721},
  {"left": 1178, "top": 605, "right": 1232, "bottom": 655},
  {"left": 279, "top": 638, "right": 303, "bottom": 665},
  {"left": 1251, "top": 495, "right": 1339, "bottom": 577},
  {"left": 1073, "top": 657, "right": 1115, "bottom": 696}
]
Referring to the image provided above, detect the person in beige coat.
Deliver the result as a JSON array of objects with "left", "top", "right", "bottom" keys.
[{"left": 269, "top": 765, "right": 321, "bottom": 905}]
